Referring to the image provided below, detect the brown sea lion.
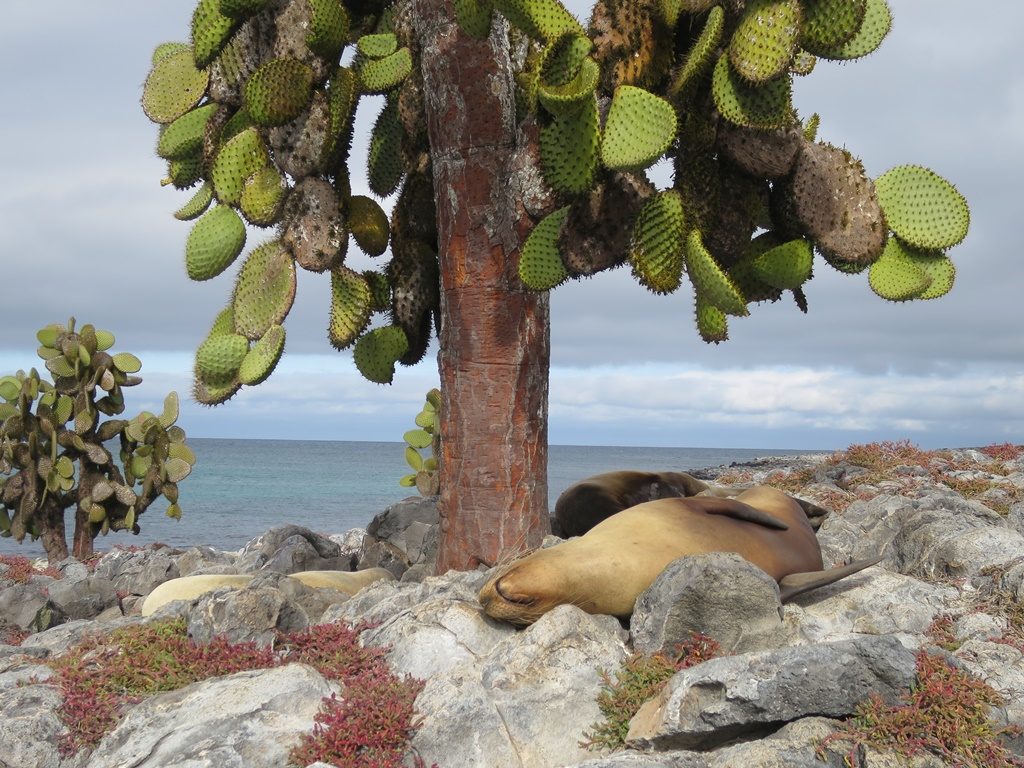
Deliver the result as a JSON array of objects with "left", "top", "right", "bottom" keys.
[
  {"left": 553, "top": 470, "right": 828, "bottom": 538},
  {"left": 480, "top": 486, "right": 878, "bottom": 626}
]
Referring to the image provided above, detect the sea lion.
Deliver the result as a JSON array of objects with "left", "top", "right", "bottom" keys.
[
  {"left": 140, "top": 567, "right": 395, "bottom": 617},
  {"left": 553, "top": 470, "right": 829, "bottom": 537},
  {"left": 480, "top": 486, "right": 878, "bottom": 626}
]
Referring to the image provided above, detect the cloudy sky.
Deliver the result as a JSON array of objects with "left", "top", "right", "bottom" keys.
[{"left": 0, "top": 1, "right": 1020, "bottom": 450}]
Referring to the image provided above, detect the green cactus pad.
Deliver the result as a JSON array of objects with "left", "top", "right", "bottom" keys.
[
  {"left": 711, "top": 54, "right": 793, "bottom": 130},
  {"left": 751, "top": 238, "right": 813, "bottom": 290},
  {"left": 238, "top": 324, "right": 286, "bottom": 385},
  {"left": 208, "top": 306, "right": 237, "bottom": 337},
  {"left": 629, "top": 191, "right": 686, "bottom": 294},
  {"left": 814, "top": 0, "right": 891, "bottom": 60},
  {"left": 185, "top": 205, "right": 247, "bottom": 281},
  {"left": 240, "top": 166, "right": 287, "bottom": 226},
  {"left": 684, "top": 229, "right": 748, "bottom": 316},
  {"left": 353, "top": 326, "right": 409, "bottom": 384},
  {"left": 166, "top": 153, "right": 204, "bottom": 189},
  {"left": 357, "top": 33, "right": 399, "bottom": 59},
  {"left": 192, "top": 375, "right": 241, "bottom": 406},
  {"left": 537, "top": 34, "right": 593, "bottom": 103},
  {"left": 112, "top": 353, "right": 143, "bottom": 374},
  {"left": 363, "top": 270, "right": 392, "bottom": 311},
  {"left": 455, "top": 0, "right": 494, "bottom": 38},
  {"left": 357, "top": 47, "right": 413, "bottom": 94},
  {"left": 143, "top": 47, "right": 209, "bottom": 125},
  {"left": 600, "top": 86, "right": 677, "bottom": 172},
  {"left": 728, "top": 0, "right": 802, "bottom": 85},
  {"left": 539, "top": 96, "right": 599, "bottom": 195},
  {"left": 323, "top": 67, "right": 358, "bottom": 167},
  {"left": 368, "top": 98, "right": 404, "bottom": 197},
  {"left": 232, "top": 241, "right": 297, "bottom": 339},
  {"left": 157, "top": 102, "right": 219, "bottom": 159},
  {"left": 211, "top": 127, "right": 269, "bottom": 205},
  {"left": 519, "top": 206, "right": 570, "bottom": 290},
  {"left": 874, "top": 165, "right": 969, "bottom": 251},
  {"left": 195, "top": 332, "right": 249, "bottom": 386},
  {"left": 191, "top": 0, "right": 239, "bottom": 68},
  {"left": 174, "top": 182, "right": 214, "bottom": 221},
  {"left": 867, "top": 238, "right": 933, "bottom": 302},
  {"left": 907, "top": 251, "right": 955, "bottom": 300},
  {"left": 695, "top": 293, "right": 729, "bottom": 343},
  {"left": 244, "top": 58, "right": 315, "bottom": 127},
  {"left": 492, "top": 0, "right": 586, "bottom": 42},
  {"left": 152, "top": 42, "right": 189, "bottom": 65},
  {"left": 670, "top": 4, "right": 723, "bottom": 95},
  {"left": 307, "top": 0, "right": 349, "bottom": 60},
  {"left": 219, "top": 0, "right": 270, "bottom": 19},
  {"left": 348, "top": 196, "right": 391, "bottom": 256},
  {"left": 790, "top": 49, "right": 816, "bottom": 75},
  {"left": 538, "top": 56, "right": 599, "bottom": 118},
  {"left": 800, "top": 0, "right": 866, "bottom": 54},
  {"left": 388, "top": 241, "right": 440, "bottom": 365},
  {"left": 802, "top": 112, "right": 820, "bottom": 141},
  {"left": 329, "top": 267, "right": 373, "bottom": 349}
]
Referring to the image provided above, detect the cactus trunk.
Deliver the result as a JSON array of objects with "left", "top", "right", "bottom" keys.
[
  {"left": 416, "top": 1, "right": 552, "bottom": 571},
  {"left": 39, "top": 498, "right": 70, "bottom": 563}
]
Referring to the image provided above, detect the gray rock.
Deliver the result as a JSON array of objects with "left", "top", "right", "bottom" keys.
[
  {"left": 0, "top": 582, "right": 64, "bottom": 631},
  {"left": 250, "top": 571, "right": 349, "bottom": 625},
  {"left": 187, "top": 584, "right": 309, "bottom": 646},
  {"left": 626, "top": 635, "right": 916, "bottom": 751},
  {"left": 356, "top": 539, "right": 410, "bottom": 579},
  {"left": 953, "top": 639, "right": 1024, "bottom": 707},
  {"left": 327, "top": 527, "right": 368, "bottom": 569},
  {"left": 0, "top": 683, "right": 66, "bottom": 768},
  {"left": 322, "top": 569, "right": 485, "bottom": 627},
  {"left": 234, "top": 525, "right": 345, "bottom": 574},
  {"left": 174, "top": 545, "right": 237, "bottom": 576},
  {"left": 631, "top": 553, "right": 786, "bottom": 655},
  {"left": 46, "top": 575, "right": 118, "bottom": 620},
  {"left": 1008, "top": 502, "right": 1024, "bottom": 537},
  {"left": 567, "top": 753, "right": 706, "bottom": 768},
  {"left": 23, "top": 616, "right": 144, "bottom": 657},
  {"left": 0, "top": 657, "right": 52, "bottom": 689},
  {"left": 93, "top": 547, "right": 180, "bottom": 596},
  {"left": 953, "top": 613, "right": 1008, "bottom": 643},
  {"left": 52, "top": 557, "right": 90, "bottom": 584},
  {"left": 366, "top": 496, "right": 439, "bottom": 542},
  {"left": 75, "top": 663, "right": 339, "bottom": 768}
]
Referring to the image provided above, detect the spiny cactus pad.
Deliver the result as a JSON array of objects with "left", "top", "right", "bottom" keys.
[
  {"left": 239, "top": 166, "right": 287, "bottom": 226},
  {"left": 174, "top": 182, "right": 214, "bottom": 221},
  {"left": 356, "top": 33, "right": 399, "bottom": 59},
  {"left": 306, "top": 0, "right": 349, "bottom": 60},
  {"left": 455, "top": 0, "right": 495, "bottom": 39},
  {"left": 908, "top": 251, "right": 955, "bottom": 300},
  {"left": 815, "top": 0, "right": 891, "bottom": 60},
  {"left": 195, "top": 332, "right": 249, "bottom": 386},
  {"left": 867, "top": 238, "right": 933, "bottom": 302},
  {"left": 368, "top": 98, "right": 404, "bottom": 197},
  {"left": 143, "top": 47, "right": 209, "bottom": 125},
  {"left": 157, "top": 103, "right": 219, "bottom": 160},
  {"left": 211, "top": 127, "right": 269, "bottom": 205},
  {"left": 357, "top": 47, "right": 413, "bottom": 94},
  {"left": 600, "top": 86, "right": 677, "bottom": 171},
  {"left": 519, "top": 206, "right": 570, "bottom": 290},
  {"left": 185, "top": 205, "right": 247, "bottom": 281},
  {"left": 191, "top": 0, "right": 239, "bottom": 68},
  {"left": 629, "top": 191, "right": 686, "bottom": 294},
  {"left": 348, "top": 196, "right": 391, "bottom": 257},
  {"left": 232, "top": 241, "right": 297, "bottom": 339},
  {"left": 712, "top": 54, "right": 793, "bottom": 130},
  {"left": 238, "top": 324, "right": 286, "bottom": 385},
  {"left": 695, "top": 293, "right": 729, "bottom": 343},
  {"left": 244, "top": 58, "right": 315, "bottom": 127},
  {"left": 874, "top": 165, "right": 969, "bottom": 251},
  {"left": 684, "top": 229, "right": 748, "bottom": 316},
  {"left": 354, "top": 325, "right": 410, "bottom": 385},
  {"left": 492, "top": 0, "right": 586, "bottom": 42},
  {"left": 728, "top": 0, "right": 802, "bottom": 85},
  {"left": 219, "top": 0, "right": 271, "bottom": 20},
  {"left": 751, "top": 238, "right": 813, "bottom": 290},
  {"left": 670, "top": 4, "right": 723, "bottom": 94},
  {"left": 329, "top": 267, "right": 373, "bottom": 349},
  {"left": 538, "top": 56, "right": 600, "bottom": 117},
  {"left": 800, "top": 0, "right": 866, "bottom": 54},
  {"left": 539, "top": 97, "right": 600, "bottom": 195},
  {"left": 193, "top": 375, "right": 241, "bottom": 406}
]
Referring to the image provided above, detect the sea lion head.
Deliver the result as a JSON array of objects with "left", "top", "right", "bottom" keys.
[{"left": 477, "top": 548, "right": 578, "bottom": 626}]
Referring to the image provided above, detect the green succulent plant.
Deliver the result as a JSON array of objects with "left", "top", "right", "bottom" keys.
[
  {"left": 0, "top": 320, "right": 194, "bottom": 562},
  {"left": 399, "top": 388, "right": 441, "bottom": 496}
]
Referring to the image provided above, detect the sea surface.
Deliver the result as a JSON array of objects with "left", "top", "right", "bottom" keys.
[{"left": 0, "top": 439, "right": 826, "bottom": 558}]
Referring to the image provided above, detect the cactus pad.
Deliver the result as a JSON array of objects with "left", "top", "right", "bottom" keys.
[
  {"left": 185, "top": 205, "right": 247, "bottom": 281},
  {"left": 239, "top": 166, "right": 287, "bottom": 226},
  {"left": 157, "top": 103, "right": 219, "bottom": 160},
  {"left": 711, "top": 54, "right": 793, "bottom": 130},
  {"left": 238, "top": 324, "right": 286, "bottom": 385},
  {"left": 191, "top": 0, "right": 239, "bottom": 68},
  {"left": 695, "top": 293, "right": 729, "bottom": 343},
  {"left": 208, "top": 306, "right": 237, "bottom": 337},
  {"left": 143, "top": 47, "right": 209, "bottom": 124},
  {"left": 211, "top": 127, "right": 269, "bottom": 205},
  {"left": 728, "top": 0, "right": 802, "bottom": 85},
  {"left": 908, "top": 251, "right": 955, "bottom": 300},
  {"left": 684, "top": 229, "right": 748, "bottom": 316},
  {"left": 455, "top": 0, "right": 494, "bottom": 39},
  {"left": 800, "top": 0, "right": 866, "bottom": 54},
  {"left": 244, "top": 58, "right": 315, "bottom": 127},
  {"left": 600, "top": 86, "right": 677, "bottom": 171},
  {"left": 629, "top": 191, "right": 686, "bottom": 294},
  {"left": 219, "top": 0, "right": 271, "bottom": 19},
  {"left": 195, "top": 332, "right": 249, "bottom": 386},
  {"left": 363, "top": 270, "right": 392, "bottom": 311},
  {"left": 232, "top": 241, "right": 297, "bottom": 339},
  {"left": 357, "top": 48, "right": 413, "bottom": 94},
  {"left": 867, "top": 238, "right": 933, "bottom": 302},
  {"left": 353, "top": 326, "right": 409, "bottom": 384},
  {"left": 388, "top": 241, "right": 440, "bottom": 365},
  {"left": 751, "top": 238, "right": 813, "bottom": 289},
  {"left": 306, "top": 0, "right": 349, "bottom": 60},
  {"left": 281, "top": 177, "right": 347, "bottom": 272},
  {"left": 717, "top": 123, "right": 802, "bottom": 179},
  {"left": 670, "top": 4, "right": 723, "bottom": 94},
  {"left": 368, "top": 98, "right": 404, "bottom": 197},
  {"left": 539, "top": 96, "right": 599, "bottom": 195},
  {"left": 357, "top": 33, "right": 399, "bottom": 59},
  {"left": 492, "top": 0, "right": 586, "bottom": 42},
  {"left": 329, "top": 267, "right": 373, "bottom": 349},
  {"left": 174, "top": 182, "right": 214, "bottom": 221},
  {"left": 874, "top": 165, "right": 969, "bottom": 251},
  {"left": 192, "top": 375, "right": 241, "bottom": 406},
  {"left": 519, "top": 206, "right": 569, "bottom": 290},
  {"left": 348, "top": 196, "right": 391, "bottom": 257},
  {"left": 814, "top": 0, "right": 891, "bottom": 60}
]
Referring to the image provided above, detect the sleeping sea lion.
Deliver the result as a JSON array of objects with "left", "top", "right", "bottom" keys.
[
  {"left": 554, "top": 469, "right": 829, "bottom": 538},
  {"left": 140, "top": 567, "right": 395, "bottom": 617},
  {"left": 480, "top": 486, "right": 878, "bottom": 626}
]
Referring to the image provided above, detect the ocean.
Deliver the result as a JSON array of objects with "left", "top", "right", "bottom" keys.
[{"left": 0, "top": 439, "right": 824, "bottom": 559}]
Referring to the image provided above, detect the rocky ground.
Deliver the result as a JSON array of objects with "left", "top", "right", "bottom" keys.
[{"left": 1, "top": 443, "right": 1023, "bottom": 768}]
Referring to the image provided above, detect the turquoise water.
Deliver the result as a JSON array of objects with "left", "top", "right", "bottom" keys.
[{"left": 0, "top": 439, "right": 823, "bottom": 558}]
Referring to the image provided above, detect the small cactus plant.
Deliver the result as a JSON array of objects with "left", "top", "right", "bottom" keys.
[
  {"left": 399, "top": 388, "right": 440, "bottom": 496},
  {"left": 0, "top": 319, "right": 194, "bottom": 562}
]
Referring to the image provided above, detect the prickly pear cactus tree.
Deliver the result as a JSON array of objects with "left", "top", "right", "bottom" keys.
[
  {"left": 400, "top": 388, "right": 440, "bottom": 496},
  {"left": 0, "top": 320, "right": 194, "bottom": 562}
]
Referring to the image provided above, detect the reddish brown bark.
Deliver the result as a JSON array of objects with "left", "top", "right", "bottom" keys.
[{"left": 416, "top": 8, "right": 552, "bottom": 570}]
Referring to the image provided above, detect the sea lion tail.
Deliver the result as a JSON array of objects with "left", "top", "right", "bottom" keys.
[{"left": 778, "top": 556, "right": 883, "bottom": 602}]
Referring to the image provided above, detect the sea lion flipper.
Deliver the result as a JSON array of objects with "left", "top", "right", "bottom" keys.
[
  {"left": 697, "top": 498, "right": 790, "bottom": 530},
  {"left": 778, "top": 556, "right": 883, "bottom": 602}
]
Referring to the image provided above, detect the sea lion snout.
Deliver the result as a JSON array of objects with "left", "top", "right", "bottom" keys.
[{"left": 492, "top": 577, "right": 537, "bottom": 606}]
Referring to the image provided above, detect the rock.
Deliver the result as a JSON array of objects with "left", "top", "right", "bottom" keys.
[
  {"left": 251, "top": 571, "right": 349, "bottom": 625},
  {"left": 23, "top": 616, "right": 144, "bottom": 657},
  {"left": 631, "top": 553, "right": 786, "bottom": 655},
  {"left": 0, "top": 683, "right": 66, "bottom": 768},
  {"left": 187, "top": 584, "right": 309, "bottom": 647},
  {"left": 367, "top": 496, "right": 440, "bottom": 542},
  {"left": 0, "top": 582, "right": 65, "bottom": 632},
  {"left": 356, "top": 539, "right": 410, "bottom": 579},
  {"left": 1008, "top": 503, "right": 1024, "bottom": 537},
  {"left": 46, "top": 575, "right": 118, "bottom": 620},
  {"left": 327, "top": 527, "right": 368, "bottom": 569},
  {"left": 235, "top": 525, "right": 346, "bottom": 574},
  {"left": 321, "top": 569, "right": 485, "bottom": 627},
  {"left": 175, "top": 545, "right": 238, "bottom": 576},
  {"left": 52, "top": 557, "right": 90, "bottom": 584},
  {"left": 626, "top": 635, "right": 917, "bottom": 751},
  {"left": 953, "top": 639, "right": 1024, "bottom": 707},
  {"left": 93, "top": 547, "right": 180, "bottom": 596},
  {"left": 73, "top": 664, "right": 339, "bottom": 768},
  {"left": 952, "top": 613, "right": 1007, "bottom": 643},
  {"left": 0, "top": 656, "right": 53, "bottom": 689}
]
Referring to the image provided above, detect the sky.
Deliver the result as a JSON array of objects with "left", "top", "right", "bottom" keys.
[{"left": 0, "top": 1, "right": 1021, "bottom": 450}]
